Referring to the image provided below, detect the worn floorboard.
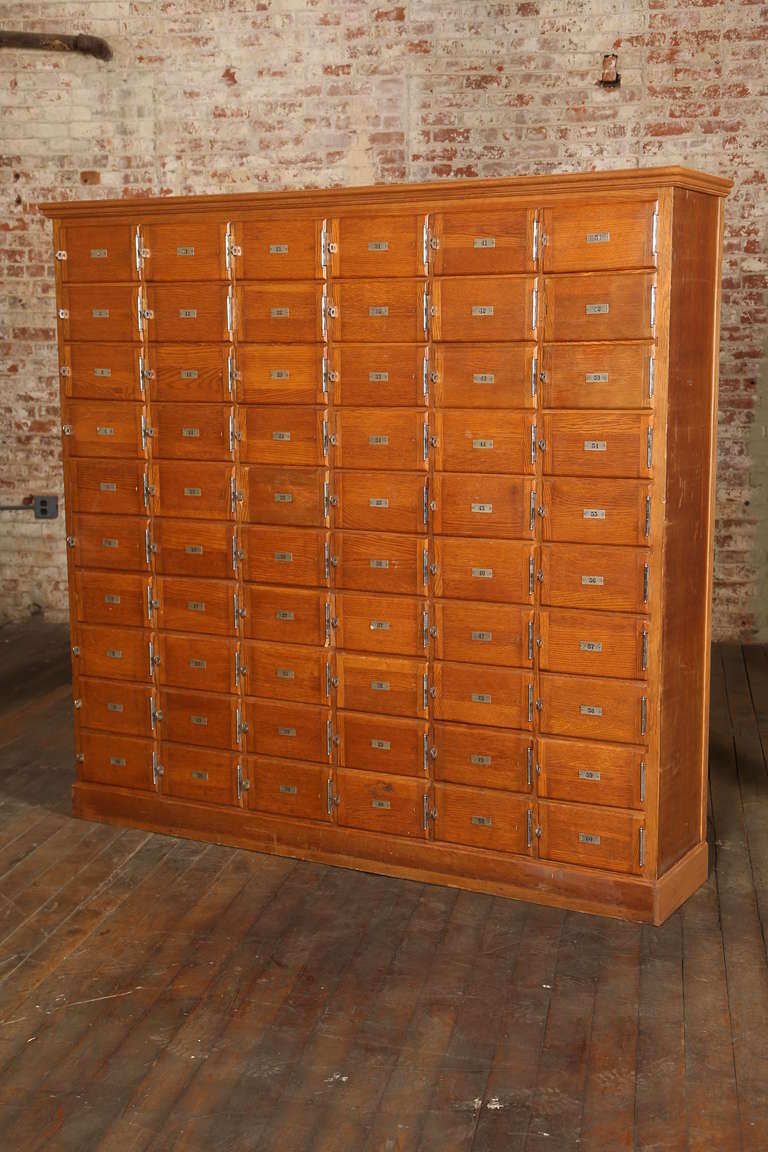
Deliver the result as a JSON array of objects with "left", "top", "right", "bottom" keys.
[{"left": 0, "top": 624, "right": 764, "bottom": 1151}]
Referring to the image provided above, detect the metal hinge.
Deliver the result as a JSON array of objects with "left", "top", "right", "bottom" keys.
[
  {"left": 528, "top": 619, "right": 534, "bottom": 662},
  {"left": 237, "top": 762, "right": 250, "bottom": 800},
  {"left": 230, "top": 475, "right": 244, "bottom": 515},
  {"left": 531, "top": 423, "right": 536, "bottom": 466},
  {"left": 641, "top": 630, "right": 648, "bottom": 672},
  {"left": 422, "top": 673, "right": 429, "bottom": 712},
  {"left": 146, "top": 583, "right": 156, "bottom": 621},
  {"left": 325, "top": 600, "right": 331, "bottom": 644},
  {"left": 152, "top": 750, "right": 164, "bottom": 786},
  {"left": 532, "top": 217, "right": 539, "bottom": 263},
  {"left": 140, "top": 412, "right": 154, "bottom": 451},
  {"left": 528, "top": 683, "right": 534, "bottom": 723},
  {"left": 144, "top": 527, "right": 152, "bottom": 566},
  {"left": 647, "top": 426, "right": 653, "bottom": 470},
  {"left": 231, "top": 533, "right": 243, "bottom": 572},
  {"left": 422, "top": 214, "right": 430, "bottom": 271},
  {"left": 226, "top": 290, "right": 233, "bottom": 337},
  {"left": 423, "top": 733, "right": 429, "bottom": 773},
  {"left": 650, "top": 284, "right": 656, "bottom": 329},
  {"left": 531, "top": 286, "right": 538, "bottom": 331},
  {"left": 640, "top": 759, "right": 646, "bottom": 804},
  {"left": 233, "top": 591, "right": 246, "bottom": 631},
  {"left": 649, "top": 355, "right": 655, "bottom": 400},
  {"left": 423, "top": 793, "right": 437, "bottom": 832},
  {"left": 150, "top": 697, "right": 162, "bottom": 731},
  {"left": 527, "top": 745, "right": 533, "bottom": 788},
  {"left": 235, "top": 649, "right": 246, "bottom": 688},
  {"left": 423, "top": 349, "right": 429, "bottom": 400},
  {"left": 422, "top": 290, "right": 430, "bottom": 337},
  {"left": 322, "top": 355, "right": 328, "bottom": 394},
  {"left": 423, "top": 422, "right": 429, "bottom": 462},
  {"left": 643, "top": 562, "right": 649, "bottom": 604},
  {"left": 645, "top": 495, "right": 651, "bottom": 538},
  {"left": 652, "top": 208, "right": 658, "bottom": 257},
  {"left": 529, "top": 490, "right": 536, "bottom": 532},
  {"left": 327, "top": 777, "right": 339, "bottom": 814},
  {"left": 236, "top": 707, "right": 248, "bottom": 744},
  {"left": 229, "top": 412, "right": 240, "bottom": 454},
  {"left": 641, "top": 696, "right": 647, "bottom": 737},
  {"left": 142, "top": 471, "right": 155, "bottom": 508},
  {"left": 148, "top": 639, "right": 159, "bottom": 677},
  {"left": 324, "top": 540, "right": 330, "bottom": 581},
  {"left": 527, "top": 809, "right": 534, "bottom": 847},
  {"left": 423, "top": 547, "right": 429, "bottom": 587},
  {"left": 326, "top": 718, "right": 333, "bottom": 760},
  {"left": 227, "top": 351, "right": 239, "bottom": 396},
  {"left": 422, "top": 609, "right": 429, "bottom": 650},
  {"left": 531, "top": 355, "right": 537, "bottom": 400},
  {"left": 422, "top": 482, "right": 429, "bottom": 526},
  {"left": 639, "top": 826, "right": 646, "bottom": 868},
  {"left": 323, "top": 481, "right": 329, "bottom": 520},
  {"left": 529, "top": 555, "right": 535, "bottom": 597}
]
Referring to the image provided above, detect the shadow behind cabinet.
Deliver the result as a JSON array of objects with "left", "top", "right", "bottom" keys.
[{"left": 41, "top": 166, "right": 731, "bottom": 924}]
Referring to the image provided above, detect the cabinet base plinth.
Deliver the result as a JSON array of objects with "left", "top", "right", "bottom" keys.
[{"left": 72, "top": 783, "right": 707, "bottom": 925}]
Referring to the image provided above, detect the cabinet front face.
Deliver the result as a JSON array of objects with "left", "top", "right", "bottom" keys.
[{"left": 50, "top": 172, "right": 727, "bottom": 927}]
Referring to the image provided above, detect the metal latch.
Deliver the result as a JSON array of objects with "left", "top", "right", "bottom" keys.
[
  {"left": 423, "top": 794, "right": 437, "bottom": 831},
  {"left": 236, "top": 763, "right": 250, "bottom": 800}
]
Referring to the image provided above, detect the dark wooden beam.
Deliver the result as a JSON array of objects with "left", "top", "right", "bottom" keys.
[{"left": 0, "top": 30, "right": 113, "bottom": 61}]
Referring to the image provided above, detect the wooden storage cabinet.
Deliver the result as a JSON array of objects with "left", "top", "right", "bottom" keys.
[{"left": 44, "top": 166, "right": 730, "bottom": 924}]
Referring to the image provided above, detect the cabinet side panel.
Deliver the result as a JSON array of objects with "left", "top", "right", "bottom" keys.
[{"left": 658, "top": 188, "right": 723, "bottom": 873}]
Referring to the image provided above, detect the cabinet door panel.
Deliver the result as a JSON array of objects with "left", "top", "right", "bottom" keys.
[
  {"left": 432, "top": 724, "right": 531, "bottom": 792},
  {"left": 543, "top": 272, "right": 655, "bottom": 342},
  {"left": 335, "top": 409, "right": 427, "bottom": 471},
  {"left": 71, "top": 514, "right": 150, "bottom": 572},
  {"left": 433, "top": 537, "right": 534, "bottom": 604},
  {"left": 332, "top": 280, "right": 426, "bottom": 343},
  {"left": 434, "top": 411, "right": 535, "bottom": 474},
  {"left": 433, "top": 474, "right": 535, "bottom": 539},
  {"left": 337, "top": 769, "right": 424, "bottom": 838},
  {"left": 160, "top": 745, "right": 239, "bottom": 806},
  {"left": 241, "top": 526, "right": 329, "bottom": 587},
  {"left": 237, "top": 218, "right": 321, "bottom": 281},
  {"left": 432, "top": 209, "right": 533, "bottom": 275},
  {"left": 244, "top": 466, "right": 328, "bottom": 527},
  {"left": 153, "top": 518, "right": 236, "bottom": 579},
  {"left": 433, "top": 662, "right": 532, "bottom": 729},
  {"left": 540, "top": 343, "right": 654, "bottom": 409},
  {"left": 63, "top": 343, "right": 143, "bottom": 401},
  {"left": 157, "top": 689, "right": 238, "bottom": 751},
  {"left": 156, "top": 634, "right": 237, "bottom": 694},
  {"left": 240, "top": 406, "right": 327, "bottom": 467},
  {"left": 432, "top": 343, "right": 536, "bottom": 409},
  {"left": 142, "top": 221, "right": 229, "bottom": 281},
  {"left": 541, "top": 413, "right": 652, "bottom": 479},
  {"left": 155, "top": 576, "right": 237, "bottom": 637},
  {"left": 243, "top": 586, "right": 329, "bottom": 647},
  {"left": 147, "top": 344, "right": 232, "bottom": 402},
  {"left": 431, "top": 276, "right": 536, "bottom": 342},
  {"left": 78, "top": 679, "right": 153, "bottom": 738},
  {"left": 541, "top": 201, "right": 657, "bottom": 273},
  {"left": 338, "top": 712, "right": 428, "bottom": 777},
  {"left": 70, "top": 459, "right": 146, "bottom": 515},
  {"left": 540, "top": 544, "right": 649, "bottom": 613},
  {"left": 541, "top": 479, "right": 650, "bottom": 546},
  {"left": 335, "top": 215, "right": 424, "bottom": 278},
  {"left": 433, "top": 603, "right": 533, "bottom": 668},
  {"left": 539, "top": 609, "right": 647, "bottom": 680},
  {"left": 59, "top": 223, "right": 138, "bottom": 283},
  {"left": 238, "top": 283, "right": 324, "bottom": 343},
  {"left": 151, "top": 404, "right": 234, "bottom": 461},
  {"left": 144, "top": 283, "right": 230, "bottom": 343},
  {"left": 538, "top": 800, "right": 644, "bottom": 875},
  {"left": 62, "top": 400, "right": 144, "bottom": 459},
  {"left": 244, "top": 641, "right": 329, "bottom": 706},
  {"left": 333, "top": 344, "right": 427, "bottom": 407},
  {"left": 246, "top": 757, "right": 331, "bottom": 822},
  {"left": 59, "top": 286, "right": 140, "bottom": 343},
  {"left": 238, "top": 345, "right": 325, "bottom": 405},
  {"left": 77, "top": 731, "right": 155, "bottom": 791},
  {"left": 539, "top": 672, "right": 649, "bottom": 745},
  {"left": 246, "top": 700, "right": 331, "bottom": 765},
  {"left": 336, "top": 654, "right": 428, "bottom": 719},
  {"left": 434, "top": 785, "right": 530, "bottom": 854},
  {"left": 538, "top": 736, "right": 645, "bottom": 810},
  {"left": 75, "top": 571, "right": 149, "bottom": 627},
  {"left": 74, "top": 624, "right": 150, "bottom": 683},
  {"left": 332, "top": 532, "right": 426, "bottom": 596},
  {"left": 335, "top": 593, "right": 427, "bottom": 657},
  {"left": 153, "top": 462, "right": 235, "bottom": 521},
  {"left": 335, "top": 471, "right": 427, "bottom": 534}
]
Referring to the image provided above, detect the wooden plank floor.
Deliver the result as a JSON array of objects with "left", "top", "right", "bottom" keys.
[{"left": 0, "top": 628, "right": 766, "bottom": 1152}]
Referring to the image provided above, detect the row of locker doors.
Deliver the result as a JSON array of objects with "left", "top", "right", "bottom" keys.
[
  {"left": 55, "top": 201, "right": 658, "bottom": 282},
  {"left": 57, "top": 272, "right": 656, "bottom": 344}
]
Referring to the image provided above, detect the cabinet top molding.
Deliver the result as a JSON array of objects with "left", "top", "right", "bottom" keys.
[{"left": 40, "top": 166, "right": 731, "bottom": 221}]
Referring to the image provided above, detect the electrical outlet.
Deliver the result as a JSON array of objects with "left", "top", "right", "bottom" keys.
[{"left": 33, "top": 495, "right": 59, "bottom": 520}]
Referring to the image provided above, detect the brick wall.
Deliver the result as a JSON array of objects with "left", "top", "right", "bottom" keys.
[{"left": 1, "top": 0, "right": 765, "bottom": 639}]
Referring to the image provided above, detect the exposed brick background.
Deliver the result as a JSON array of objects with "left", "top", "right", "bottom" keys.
[{"left": 0, "top": 0, "right": 765, "bottom": 638}]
